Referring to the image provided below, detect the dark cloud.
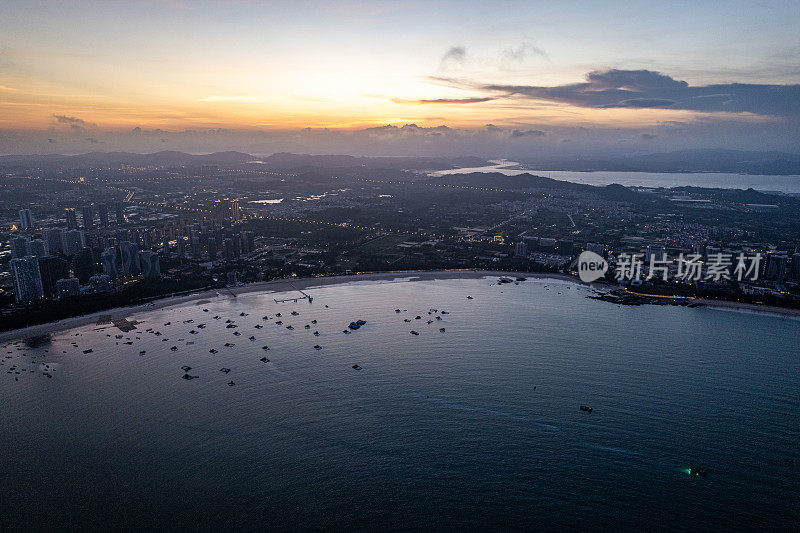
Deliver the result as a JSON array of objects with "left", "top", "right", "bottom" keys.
[
  {"left": 502, "top": 42, "right": 547, "bottom": 61},
  {"left": 440, "top": 46, "right": 466, "bottom": 69},
  {"left": 53, "top": 115, "right": 87, "bottom": 126},
  {"left": 640, "top": 133, "right": 657, "bottom": 140},
  {"left": 85, "top": 137, "right": 101, "bottom": 143},
  {"left": 47, "top": 138, "right": 56, "bottom": 143},
  {"left": 393, "top": 96, "right": 495, "bottom": 104},
  {"left": 511, "top": 129, "right": 546, "bottom": 138},
  {"left": 52, "top": 114, "right": 96, "bottom": 131},
  {"left": 474, "top": 69, "right": 800, "bottom": 117}
]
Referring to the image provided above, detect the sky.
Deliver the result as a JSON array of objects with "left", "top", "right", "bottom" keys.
[{"left": 1, "top": 0, "right": 799, "bottom": 156}]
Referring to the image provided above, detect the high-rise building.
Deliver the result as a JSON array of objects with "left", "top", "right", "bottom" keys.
[
  {"left": 73, "top": 247, "right": 96, "bottom": 283},
  {"left": 101, "top": 247, "right": 119, "bottom": 279},
  {"left": 81, "top": 205, "right": 94, "bottom": 229},
  {"left": 763, "top": 254, "right": 788, "bottom": 282},
  {"left": 45, "top": 228, "right": 63, "bottom": 255},
  {"left": 56, "top": 277, "right": 80, "bottom": 299},
  {"left": 792, "top": 253, "right": 800, "bottom": 282},
  {"left": 10, "top": 235, "right": 31, "bottom": 259},
  {"left": 114, "top": 202, "right": 125, "bottom": 224},
  {"left": 65, "top": 208, "right": 79, "bottom": 230},
  {"left": 232, "top": 233, "right": 242, "bottom": 257},
  {"left": 207, "top": 238, "right": 218, "bottom": 261},
  {"left": 241, "top": 231, "right": 255, "bottom": 254},
  {"left": 10, "top": 256, "right": 44, "bottom": 303},
  {"left": 230, "top": 199, "right": 240, "bottom": 221},
  {"left": 89, "top": 274, "right": 112, "bottom": 293},
  {"left": 139, "top": 251, "right": 160, "bottom": 279},
  {"left": 37, "top": 256, "right": 68, "bottom": 298},
  {"left": 18, "top": 209, "right": 33, "bottom": 229},
  {"left": 56, "top": 277, "right": 81, "bottom": 299},
  {"left": 176, "top": 237, "right": 186, "bottom": 257},
  {"left": 61, "top": 230, "right": 84, "bottom": 257},
  {"left": 514, "top": 241, "right": 528, "bottom": 257},
  {"left": 29, "top": 239, "right": 48, "bottom": 258},
  {"left": 118, "top": 241, "right": 141, "bottom": 275},
  {"left": 98, "top": 204, "right": 109, "bottom": 226},
  {"left": 224, "top": 238, "right": 235, "bottom": 261}
]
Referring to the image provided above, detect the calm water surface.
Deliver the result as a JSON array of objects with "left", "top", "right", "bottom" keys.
[
  {"left": 1, "top": 277, "right": 798, "bottom": 530},
  {"left": 431, "top": 160, "right": 800, "bottom": 193}
]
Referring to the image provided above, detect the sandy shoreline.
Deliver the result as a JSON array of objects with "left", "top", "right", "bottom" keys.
[{"left": 1, "top": 269, "right": 796, "bottom": 341}]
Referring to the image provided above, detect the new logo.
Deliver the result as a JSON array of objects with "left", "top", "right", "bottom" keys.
[{"left": 577, "top": 250, "right": 608, "bottom": 282}]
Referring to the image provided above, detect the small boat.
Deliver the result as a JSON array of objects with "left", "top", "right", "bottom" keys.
[
  {"left": 286, "top": 325, "right": 294, "bottom": 330},
  {"left": 404, "top": 319, "right": 411, "bottom": 322},
  {"left": 220, "top": 368, "right": 230, "bottom": 373},
  {"left": 224, "top": 343, "right": 235, "bottom": 347},
  {"left": 467, "top": 296, "right": 473, "bottom": 299},
  {"left": 342, "top": 330, "right": 351, "bottom": 334},
  {"left": 249, "top": 336, "right": 256, "bottom": 341},
  {"left": 275, "top": 313, "right": 282, "bottom": 317},
  {"left": 291, "top": 311, "right": 299, "bottom": 316},
  {"left": 226, "top": 324, "right": 237, "bottom": 329},
  {"left": 348, "top": 322, "right": 360, "bottom": 330},
  {"left": 82, "top": 349, "right": 93, "bottom": 354},
  {"left": 311, "top": 320, "right": 317, "bottom": 324},
  {"left": 313, "top": 331, "right": 320, "bottom": 336},
  {"left": 232, "top": 331, "right": 241, "bottom": 336},
  {"left": 262, "top": 345, "right": 270, "bottom": 350},
  {"left": 227, "top": 380, "right": 235, "bottom": 386},
  {"left": 275, "top": 320, "right": 283, "bottom": 325},
  {"left": 305, "top": 324, "right": 311, "bottom": 329},
  {"left": 254, "top": 324, "right": 263, "bottom": 329},
  {"left": 690, "top": 467, "right": 708, "bottom": 477},
  {"left": 181, "top": 366, "right": 192, "bottom": 371},
  {"left": 203, "top": 309, "right": 209, "bottom": 312},
  {"left": 395, "top": 309, "right": 401, "bottom": 313},
  {"left": 580, "top": 405, "right": 593, "bottom": 413},
  {"left": 314, "top": 345, "right": 322, "bottom": 350},
  {"left": 140, "top": 350, "right": 146, "bottom": 355},
  {"left": 410, "top": 331, "right": 419, "bottom": 335},
  {"left": 209, "top": 349, "right": 218, "bottom": 354},
  {"left": 260, "top": 357, "right": 269, "bottom": 362},
  {"left": 352, "top": 364, "right": 362, "bottom": 370},
  {"left": 439, "top": 328, "right": 445, "bottom": 332},
  {"left": 171, "top": 346, "right": 178, "bottom": 351},
  {"left": 240, "top": 312, "right": 248, "bottom": 316},
  {"left": 181, "top": 374, "right": 198, "bottom": 380}
]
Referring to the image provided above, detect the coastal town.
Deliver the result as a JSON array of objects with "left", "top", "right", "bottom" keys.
[{"left": 1, "top": 151, "right": 798, "bottom": 330}]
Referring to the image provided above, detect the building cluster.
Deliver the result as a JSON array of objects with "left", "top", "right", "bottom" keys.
[{"left": 7, "top": 206, "right": 161, "bottom": 305}]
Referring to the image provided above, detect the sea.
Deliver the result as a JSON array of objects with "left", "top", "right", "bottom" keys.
[
  {"left": 1, "top": 276, "right": 798, "bottom": 531},
  {"left": 430, "top": 161, "right": 800, "bottom": 194}
]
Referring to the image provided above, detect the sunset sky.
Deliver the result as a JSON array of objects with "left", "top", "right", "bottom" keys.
[{"left": 1, "top": 0, "right": 799, "bottom": 155}]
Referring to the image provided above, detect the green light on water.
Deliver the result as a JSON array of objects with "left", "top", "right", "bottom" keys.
[{"left": 682, "top": 468, "right": 692, "bottom": 475}]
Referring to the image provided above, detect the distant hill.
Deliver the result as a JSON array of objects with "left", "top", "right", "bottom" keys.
[
  {"left": 0, "top": 150, "right": 254, "bottom": 168},
  {"left": 523, "top": 149, "right": 800, "bottom": 175},
  {"left": 260, "top": 152, "right": 489, "bottom": 171}
]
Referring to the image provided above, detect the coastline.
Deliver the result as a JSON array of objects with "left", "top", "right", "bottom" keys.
[{"left": 1, "top": 269, "right": 796, "bottom": 341}]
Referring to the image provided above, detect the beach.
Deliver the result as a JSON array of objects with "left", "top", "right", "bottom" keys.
[{"left": 1, "top": 269, "right": 796, "bottom": 342}]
